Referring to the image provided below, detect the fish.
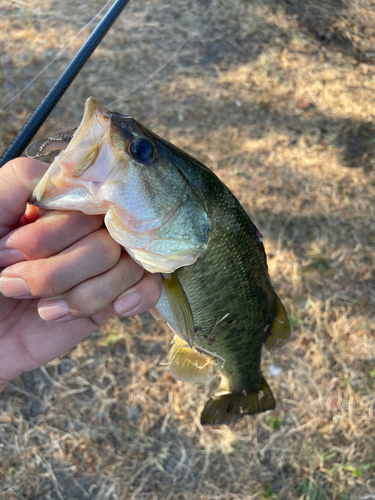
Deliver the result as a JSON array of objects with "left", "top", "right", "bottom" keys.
[{"left": 30, "top": 97, "right": 291, "bottom": 426}]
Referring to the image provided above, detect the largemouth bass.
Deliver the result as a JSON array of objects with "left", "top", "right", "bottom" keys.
[{"left": 31, "top": 97, "right": 291, "bottom": 426}]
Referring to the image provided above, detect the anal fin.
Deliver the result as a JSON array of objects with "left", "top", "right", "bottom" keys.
[
  {"left": 264, "top": 294, "right": 291, "bottom": 351},
  {"left": 169, "top": 336, "right": 212, "bottom": 383},
  {"left": 200, "top": 375, "right": 275, "bottom": 426}
]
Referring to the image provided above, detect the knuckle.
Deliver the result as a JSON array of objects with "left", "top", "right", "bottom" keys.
[
  {"left": 92, "top": 229, "right": 121, "bottom": 264},
  {"left": 1, "top": 260, "right": 58, "bottom": 298},
  {"left": 118, "top": 253, "right": 145, "bottom": 286},
  {"left": 146, "top": 273, "right": 163, "bottom": 305},
  {"left": 6, "top": 160, "right": 23, "bottom": 182},
  {"left": 134, "top": 272, "right": 162, "bottom": 308},
  {"left": 69, "top": 212, "right": 103, "bottom": 234},
  {"left": 80, "top": 213, "right": 104, "bottom": 230},
  {"left": 131, "top": 261, "right": 145, "bottom": 284},
  {"left": 70, "top": 288, "right": 106, "bottom": 317},
  {"left": 74, "top": 303, "right": 102, "bottom": 317},
  {"left": 21, "top": 225, "right": 49, "bottom": 259},
  {"left": 40, "top": 265, "right": 64, "bottom": 296}
]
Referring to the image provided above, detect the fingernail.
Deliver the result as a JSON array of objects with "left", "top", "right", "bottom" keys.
[
  {"left": 38, "top": 299, "right": 70, "bottom": 322},
  {"left": 114, "top": 292, "right": 141, "bottom": 316},
  {"left": 0, "top": 249, "right": 26, "bottom": 267},
  {"left": 0, "top": 277, "right": 30, "bottom": 298}
]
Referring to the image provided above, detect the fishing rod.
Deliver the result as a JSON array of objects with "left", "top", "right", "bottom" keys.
[{"left": 0, "top": 0, "right": 132, "bottom": 168}]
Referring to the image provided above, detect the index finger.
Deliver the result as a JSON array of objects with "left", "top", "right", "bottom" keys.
[{"left": 0, "top": 158, "right": 48, "bottom": 238}]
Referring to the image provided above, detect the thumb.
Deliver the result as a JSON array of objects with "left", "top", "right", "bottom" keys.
[{"left": 0, "top": 158, "right": 48, "bottom": 238}]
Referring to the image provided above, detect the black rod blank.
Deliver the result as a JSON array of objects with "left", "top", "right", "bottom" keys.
[{"left": 0, "top": 0, "right": 131, "bottom": 167}]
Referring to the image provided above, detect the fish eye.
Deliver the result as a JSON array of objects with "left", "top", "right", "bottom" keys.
[{"left": 129, "top": 137, "right": 155, "bottom": 163}]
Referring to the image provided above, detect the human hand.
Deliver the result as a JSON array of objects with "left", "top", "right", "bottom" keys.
[{"left": 0, "top": 158, "right": 162, "bottom": 392}]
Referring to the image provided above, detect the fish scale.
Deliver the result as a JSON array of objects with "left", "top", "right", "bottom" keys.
[{"left": 174, "top": 173, "right": 275, "bottom": 392}]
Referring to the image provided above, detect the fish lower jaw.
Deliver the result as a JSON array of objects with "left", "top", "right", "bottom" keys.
[
  {"left": 30, "top": 171, "right": 51, "bottom": 203},
  {"left": 127, "top": 247, "right": 201, "bottom": 274}
]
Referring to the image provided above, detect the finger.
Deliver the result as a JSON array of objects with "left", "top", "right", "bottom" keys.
[
  {"left": 0, "top": 158, "right": 48, "bottom": 238},
  {"left": 0, "top": 228, "right": 121, "bottom": 298},
  {"left": 0, "top": 210, "right": 104, "bottom": 267},
  {"left": 113, "top": 271, "right": 163, "bottom": 317},
  {"left": 36, "top": 253, "right": 161, "bottom": 322},
  {"left": 0, "top": 297, "right": 113, "bottom": 383}
]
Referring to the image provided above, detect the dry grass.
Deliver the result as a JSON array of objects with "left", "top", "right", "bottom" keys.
[{"left": 1, "top": 0, "right": 375, "bottom": 499}]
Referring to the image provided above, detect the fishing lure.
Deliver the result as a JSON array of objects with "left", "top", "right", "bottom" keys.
[{"left": 26, "top": 132, "right": 75, "bottom": 160}]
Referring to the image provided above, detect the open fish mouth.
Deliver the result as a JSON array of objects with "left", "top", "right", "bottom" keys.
[
  {"left": 30, "top": 97, "right": 115, "bottom": 213},
  {"left": 29, "top": 97, "right": 210, "bottom": 274}
]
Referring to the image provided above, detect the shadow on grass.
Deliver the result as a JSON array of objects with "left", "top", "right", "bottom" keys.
[
  {"left": 169, "top": 92, "right": 375, "bottom": 172},
  {"left": 283, "top": 0, "right": 374, "bottom": 63}
]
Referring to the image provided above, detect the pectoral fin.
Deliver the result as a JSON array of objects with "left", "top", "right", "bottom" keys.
[
  {"left": 163, "top": 273, "right": 195, "bottom": 348},
  {"left": 201, "top": 375, "right": 275, "bottom": 426},
  {"left": 169, "top": 336, "right": 213, "bottom": 382},
  {"left": 264, "top": 294, "right": 291, "bottom": 351}
]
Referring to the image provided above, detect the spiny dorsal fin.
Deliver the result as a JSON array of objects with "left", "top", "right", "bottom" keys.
[
  {"left": 201, "top": 374, "right": 275, "bottom": 426},
  {"left": 264, "top": 294, "right": 291, "bottom": 351},
  {"left": 169, "top": 336, "right": 213, "bottom": 382},
  {"left": 163, "top": 272, "right": 195, "bottom": 348}
]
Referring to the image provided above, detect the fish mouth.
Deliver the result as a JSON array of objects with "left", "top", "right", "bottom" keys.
[
  {"left": 29, "top": 97, "right": 185, "bottom": 233},
  {"left": 30, "top": 97, "right": 116, "bottom": 213}
]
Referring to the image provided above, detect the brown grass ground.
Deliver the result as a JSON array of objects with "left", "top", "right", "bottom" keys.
[{"left": 0, "top": 0, "right": 375, "bottom": 499}]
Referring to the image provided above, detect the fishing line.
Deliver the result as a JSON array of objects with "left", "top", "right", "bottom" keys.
[
  {"left": 107, "top": 0, "right": 217, "bottom": 108},
  {"left": 0, "top": 0, "right": 113, "bottom": 111},
  {"left": 3, "top": 0, "right": 195, "bottom": 113},
  {"left": 0, "top": 0, "right": 131, "bottom": 166},
  {"left": 25, "top": 0, "right": 217, "bottom": 144},
  {"left": 5, "top": 0, "right": 217, "bottom": 162}
]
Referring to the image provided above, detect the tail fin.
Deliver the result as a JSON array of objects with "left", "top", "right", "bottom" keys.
[{"left": 200, "top": 375, "right": 275, "bottom": 426}]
